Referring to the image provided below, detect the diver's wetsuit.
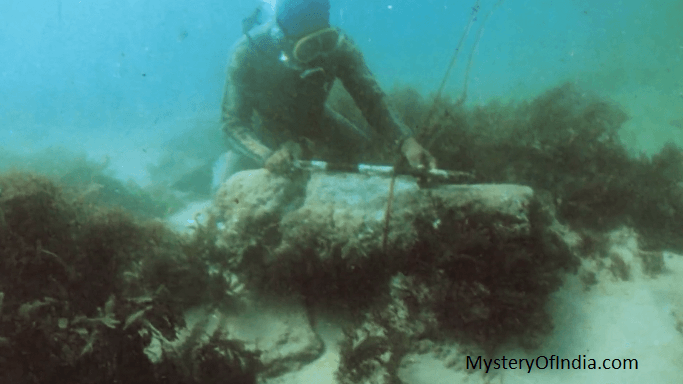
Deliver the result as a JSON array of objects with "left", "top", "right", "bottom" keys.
[{"left": 220, "top": 21, "right": 414, "bottom": 166}]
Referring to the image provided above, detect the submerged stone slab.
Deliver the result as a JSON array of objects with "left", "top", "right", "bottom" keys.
[
  {"left": 213, "top": 168, "right": 534, "bottom": 266},
  {"left": 157, "top": 297, "right": 323, "bottom": 380},
  {"left": 212, "top": 168, "right": 577, "bottom": 379}
]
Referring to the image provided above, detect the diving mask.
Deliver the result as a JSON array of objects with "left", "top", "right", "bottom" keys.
[{"left": 292, "top": 27, "right": 341, "bottom": 64}]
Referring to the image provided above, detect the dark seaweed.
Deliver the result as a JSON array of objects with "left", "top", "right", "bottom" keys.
[{"left": 0, "top": 172, "right": 256, "bottom": 383}]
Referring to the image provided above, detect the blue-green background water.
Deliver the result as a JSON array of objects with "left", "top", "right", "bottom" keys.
[
  {"left": 2, "top": 2, "right": 683, "bottom": 383},
  {"left": 1, "top": 0, "right": 682, "bottom": 182}
]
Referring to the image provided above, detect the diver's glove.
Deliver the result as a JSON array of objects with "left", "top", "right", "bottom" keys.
[
  {"left": 264, "top": 141, "right": 302, "bottom": 174},
  {"left": 401, "top": 137, "right": 437, "bottom": 172}
]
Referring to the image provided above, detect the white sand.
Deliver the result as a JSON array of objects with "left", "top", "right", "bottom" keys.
[
  {"left": 260, "top": 230, "right": 683, "bottom": 384},
  {"left": 165, "top": 188, "right": 683, "bottom": 384}
]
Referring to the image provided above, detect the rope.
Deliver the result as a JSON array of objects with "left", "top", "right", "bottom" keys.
[{"left": 381, "top": 1, "right": 485, "bottom": 253}]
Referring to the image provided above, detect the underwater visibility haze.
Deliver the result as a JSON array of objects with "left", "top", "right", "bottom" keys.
[{"left": 1, "top": 0, "right": 683, "bottom": 383}]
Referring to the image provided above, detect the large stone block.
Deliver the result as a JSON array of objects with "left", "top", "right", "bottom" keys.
[
  {"left": 213, "top": 169, "right": 536, "bottom": 267},
  {"left": 212, "top": 168, "right": 577, "bottom": 380}
]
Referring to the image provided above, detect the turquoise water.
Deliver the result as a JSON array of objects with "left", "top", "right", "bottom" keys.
[
  {"left": 337, "top": 0, "right": 682, "bottom": 155},
  {"left": 1, "top": 1, "right": 683, "bottom": 383},
  {"left": 1, "top": 0, "right": 680, "bottom": 167}
]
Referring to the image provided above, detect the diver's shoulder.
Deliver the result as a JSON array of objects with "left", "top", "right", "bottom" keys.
[
  {"left": 333, "top": 27, "right": 361, "bottom": 55},
  {"left": 249, "top": 21, "right": 285, "bottom": 50},
  {"left": 231, "top": 21, "right": 284, "bottom": 56}
]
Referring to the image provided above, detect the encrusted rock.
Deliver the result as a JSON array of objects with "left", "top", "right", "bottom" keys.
[
  {"left": 213, "top": 169, "right": 536, "bottom": 267},
  {"left": 212, "top": 168, "right": 578, "bottom": 379}
]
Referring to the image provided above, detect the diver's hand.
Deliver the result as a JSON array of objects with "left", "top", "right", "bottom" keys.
[
  {"left": 401, "top": 137, "right": 436, "bottom": 172},
  {"left": 264, "top": 142, "right": 302, "bottom": 174}
]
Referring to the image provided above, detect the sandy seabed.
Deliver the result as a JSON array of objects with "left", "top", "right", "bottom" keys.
[
  {"left": 169, "top": 201, "right": 683, "bottom": 384},
  {"left": 270, "top": 243, "right": 683, "bottom": 384}
]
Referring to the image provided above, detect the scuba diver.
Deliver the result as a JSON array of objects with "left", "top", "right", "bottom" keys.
[{"left": 219, "top": 0, "right": 436, "bottom": 177}]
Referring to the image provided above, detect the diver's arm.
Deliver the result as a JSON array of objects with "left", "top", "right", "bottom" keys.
[
  {"left": 336, "top": 34, "right": 435, "bottom": 170},
  {"left": 221, "top": 41, "right": 273, "bottom": 164},
  {"left": 335, "top": 34, "right": 414, "bottom": 146}
]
